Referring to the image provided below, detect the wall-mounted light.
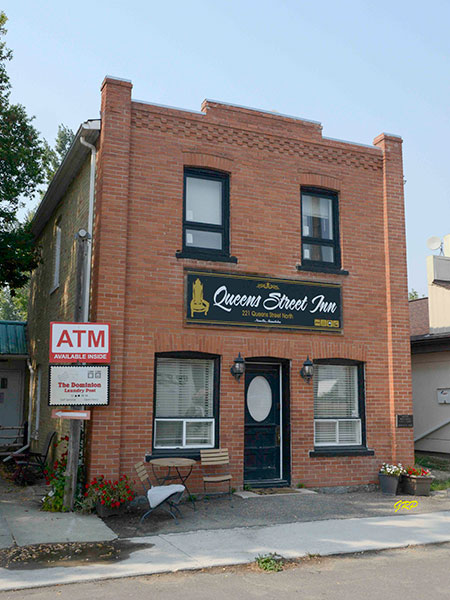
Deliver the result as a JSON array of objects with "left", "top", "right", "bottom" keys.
[
  {"left": 300, "top": 356, "right": 314, "bottom": 384},
  {"left": 230, "top": 353, "right": 245, "bottom": 382}
]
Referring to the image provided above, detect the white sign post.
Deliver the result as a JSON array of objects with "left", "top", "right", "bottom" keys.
[{"left": 49, "top": 365, "right": 109, "bottom": 406}]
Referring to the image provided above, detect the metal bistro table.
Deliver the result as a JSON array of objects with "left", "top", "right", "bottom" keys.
[{"left": 149, "top": 457, "right": 197, "bottom": 509}]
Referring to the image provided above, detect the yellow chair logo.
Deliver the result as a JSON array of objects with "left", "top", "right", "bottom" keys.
[{"left": 190, "top": 278, "right": 210, "bottom": 317}]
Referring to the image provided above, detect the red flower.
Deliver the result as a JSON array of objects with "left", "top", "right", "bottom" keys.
[{"left": 101, "top": 500, "right": 105, "bottom": 505}]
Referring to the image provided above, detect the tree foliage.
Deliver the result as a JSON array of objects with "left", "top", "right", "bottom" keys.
[
  {"left": 0, "top": 11, "right": 45, "bottom": 289},
  {"left": 42, "top": 124, "right": 75, "bottom": 184},
  {"left": 0, "top": 283, "right": 29, "bottom": 320}
]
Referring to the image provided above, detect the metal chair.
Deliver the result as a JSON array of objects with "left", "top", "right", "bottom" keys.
[
  {"left": 12, "top": 431, "right": 56, "bottom": 485},
  {"left": 134, "top": 461, "right": 185, "bottom": 526},
  {"left": 200, "top": 448, "right": 232, "bottom": 501}
]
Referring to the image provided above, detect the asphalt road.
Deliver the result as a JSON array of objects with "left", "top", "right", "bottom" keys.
[{"left": 2, "top": 542, "right": 450, "bottom": 600}]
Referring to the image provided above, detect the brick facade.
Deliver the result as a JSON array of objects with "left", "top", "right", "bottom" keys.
[{"left": 29, "top": 76, "right": 414, "bottom": 491}]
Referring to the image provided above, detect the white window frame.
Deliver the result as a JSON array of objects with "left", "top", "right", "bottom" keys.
[
  {"left": 154, "top": 418, "right": 215, "bottom": 450},
  {"left": 313, "top": 362, "right": 364, "bottom": 447},
  {"left": 314, "top": 419, "right": 362, "bottom": 447},
  {"left": 51, "top": 223, "right": 61, "bottom": 292}
]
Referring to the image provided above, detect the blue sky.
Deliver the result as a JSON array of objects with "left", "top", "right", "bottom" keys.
[{"left": 4, "top": 0, "right": 449, "bottom": 295}]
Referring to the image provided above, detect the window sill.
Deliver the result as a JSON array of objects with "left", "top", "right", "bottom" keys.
[
  {"left": 146, "top": 449, "right": 204, "bottom": 461},
  {"left": 296, "top": 264, "right": 349, "bottom": 276},
  {"left": 309, "top": 447, "right": 374, "bottom": 458},
  {"left": 176, "top": 251, "right": 238, "bottom": 263}
]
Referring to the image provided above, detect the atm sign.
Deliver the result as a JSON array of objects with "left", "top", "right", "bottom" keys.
[{"left": 50, "top": 322, "right": 110, "bottom": 364}]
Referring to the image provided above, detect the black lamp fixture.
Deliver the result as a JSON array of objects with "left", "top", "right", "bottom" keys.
[
  {"left": 230, "top": 353, "right": 245, "bottom": 382},
  {"left": 300, "top": 356, "right": 314, "bottom": 384}
]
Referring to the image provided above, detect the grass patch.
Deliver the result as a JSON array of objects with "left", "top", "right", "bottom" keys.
[
  {"left": 431, "top": 479, "right": 450, "bottom": 491},
  {"left": 255, "top": 552, "right": 284, "bottom": 572},
  {"left": 415, "top": 453, "right": 450, "bottom": 472}
]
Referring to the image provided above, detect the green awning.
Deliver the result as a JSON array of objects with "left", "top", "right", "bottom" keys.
[{"left": 0, "top": 321, "right": 28, "bottom": 356}]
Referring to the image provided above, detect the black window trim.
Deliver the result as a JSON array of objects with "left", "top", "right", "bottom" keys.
[
  {"left": 301, "top": 186, "right": 341, "bottom": 270},
  {"left": 311, "top": 358, "right": 370, "bottom": 454},
  {"left": 182, "top": 167, "right": 230, "bottom": 261},
  {"left": 151, "top": 351, "right": 221, "bottom": 458}
]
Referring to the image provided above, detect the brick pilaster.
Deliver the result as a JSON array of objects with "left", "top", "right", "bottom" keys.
[
  {"left": 88, "top": 77, "right": 133, "bottom": 479},
  {"left": 373, "top": 133, "right": 414, "bottom": 465}
]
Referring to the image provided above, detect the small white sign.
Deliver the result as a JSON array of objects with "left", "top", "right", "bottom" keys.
[
  {"left": 49, "top": 365, "right": 109, "bottom": 406},
  {"left": 437, "top": 388, "right": 450, "bottom": 404}
]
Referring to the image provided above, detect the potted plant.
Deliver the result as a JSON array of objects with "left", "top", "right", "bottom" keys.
[
  {"left": 81, "top": 475, "right": 136, "bottom": 517},
  {"left": 378, "top": 463, "right": 405, "bottom": 495},
  {"left": 402, "top": 466, "right": 434, "bottom": 496}
]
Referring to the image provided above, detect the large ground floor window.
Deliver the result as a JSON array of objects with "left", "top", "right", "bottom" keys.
[
  {"left": 153, "top": 354, "right": 219, "bottom": 450},
  {"left": 313, "top": 360, "right": 365, "bottom": 447}
]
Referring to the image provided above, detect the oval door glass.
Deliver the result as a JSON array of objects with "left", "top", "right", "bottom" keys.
[{"left": 247, "top": 376, "right": 272, "bottom": 422}]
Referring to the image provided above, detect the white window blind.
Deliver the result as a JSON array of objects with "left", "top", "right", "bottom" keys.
[
  {"left": 314, "top": 365, "right": 358, "bottom": 418},
  {"left": 155, "top": 358, "right": 214, "bottom": 418},
  {"left": 314, "top": 364, "right": 361, "bottom": 446},
  {"left": 186, "top": 176, "right": 222, "bottom": 225}
]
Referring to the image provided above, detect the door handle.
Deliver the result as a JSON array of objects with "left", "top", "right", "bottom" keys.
[{"left": 276, "top": 426, "right": 280, "bottom": 446}]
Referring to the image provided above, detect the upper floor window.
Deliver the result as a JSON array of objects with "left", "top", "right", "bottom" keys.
[
  {"left": 51, "top": 222, "right": 61, "bottom": 291},
  {"left": 301, "top": 188, "right": 340, "bottom": 269},
  {"left": 183, "top": 168, "right": 229, "bottom": 260}
]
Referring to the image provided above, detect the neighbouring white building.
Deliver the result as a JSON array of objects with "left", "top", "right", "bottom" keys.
[{"left": 410, "top": 234, "right": 450, "bottom": 454}]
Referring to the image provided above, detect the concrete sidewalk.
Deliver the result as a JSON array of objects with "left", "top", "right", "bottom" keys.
[
  {"left": 0, "top": 499, "right": 117, "bottom": 548},
  {"left": 1, "top": 510, "right": 450, "bottom": 591}
]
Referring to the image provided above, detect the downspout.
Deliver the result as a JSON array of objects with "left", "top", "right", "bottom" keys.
[
  {"left": 79, "top": 133, "right": 96, "bottom": 322},
  {"left": 26, "top": 359, "right": 34, "bottom": 445}
]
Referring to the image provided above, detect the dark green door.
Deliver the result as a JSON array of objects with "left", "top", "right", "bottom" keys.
[{"left": 244, "top": 364, "right": 281, "bottom": 483}]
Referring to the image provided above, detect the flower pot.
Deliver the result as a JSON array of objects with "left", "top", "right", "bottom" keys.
[
  {"left": 95, "top": 502, "right": 127, "bottom": 518},
  {"left": 378, "top": 473, "right": 399, "bottom": 495},
  {"left": 402, "top": 475, "right": 434, "bottom": 496}
]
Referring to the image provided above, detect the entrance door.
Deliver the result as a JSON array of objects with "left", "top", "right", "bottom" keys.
[
  {"left": 0, "top": 371, "right": 23, "bottom": 445},
  {"left": 244, "top": 364, "right": 281, "bottom": 483}
]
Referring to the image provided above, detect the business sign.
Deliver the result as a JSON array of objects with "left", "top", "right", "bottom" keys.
[
  {"left": 185, "top": 271, "right": 342, "bottom": 332},
  {"left": 48, "top": 365, "right": 110, "bottom": 406},
  {"left": 49, "top": 322, "right": 110, "bottom": 363}
]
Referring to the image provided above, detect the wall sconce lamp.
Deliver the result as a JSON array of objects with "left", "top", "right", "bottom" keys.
[
  {"left": 230, "top": 353, "right": 245, "bottom": 382},
  {"left": 300, "top": 356, "right": 314, "bottom": 384}
]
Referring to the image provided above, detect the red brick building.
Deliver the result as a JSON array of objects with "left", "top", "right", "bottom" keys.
[{"left": 28, "top": 76, "right": 413, "bottom": 490}]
